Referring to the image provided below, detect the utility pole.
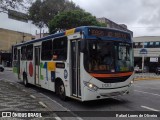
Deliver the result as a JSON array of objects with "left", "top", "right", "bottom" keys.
[
  {"left": 22, "top": 32, "right": 25, "bottom": 43},
  {"left": 40, "top": 27, "right": 42, "bottom": 38}
]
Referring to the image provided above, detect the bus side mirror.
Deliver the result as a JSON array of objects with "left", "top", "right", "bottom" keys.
[{"left": 80, "top": 40, "right": 87, "bottom": 53}]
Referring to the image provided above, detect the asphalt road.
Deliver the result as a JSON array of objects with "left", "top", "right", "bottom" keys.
[{"left": 1, "top": 70, "right": 160, "bottom": 120}]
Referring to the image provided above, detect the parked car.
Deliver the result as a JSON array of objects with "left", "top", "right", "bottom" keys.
[
  {"left": 143, "top": 66, "right": 149, "bottom": 73},
  {"left": 0, "top": 64, "right": 4, "bottom": 72},
  {"left": 155, "top": 67, "right": 160, "bottom": 75},
  {"left": 134, "top": 66, "right": 142, "bottom": 73}
]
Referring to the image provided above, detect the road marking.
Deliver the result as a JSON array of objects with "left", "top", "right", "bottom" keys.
[
  {"left": 141, "top": 106, "right": 159, "bottom": 111},
  {"left": 39, "top": 101, "right": 48, "bottom": 108},
  {"left": 39, "top": 93, "right": 83, "bottom": 120},
  {"left": 22, "top": 89, "right": 26, "bottom": 92},
  {"left": 30, "top": 95, "right": 36, "bottom": 99},
  {"left": 39, "top": 93, "right": 69, "bottom": 111},
  {"left": 135, "top": 90, "right": 160, "bottom": 97},
  {"left": 55, "top": 117, "right": 62, "bottom": 120},
  {"left": 135, "top": 85, "right": 160, "bottom": 90}
]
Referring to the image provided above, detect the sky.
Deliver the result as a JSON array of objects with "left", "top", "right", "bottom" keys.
[
  {"left": 71, "top": 0, "right": 160, "bottom": 37},
  {"left": 0, "top": 12, "right": 41, "bottom": 35},
  {"left": 0, "top": 0, "right": 160, "bottom": 37}
]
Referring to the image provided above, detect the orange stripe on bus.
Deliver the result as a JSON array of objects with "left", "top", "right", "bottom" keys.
[{"left": 90, "top": 72, "right": 133, "bottom": 78}]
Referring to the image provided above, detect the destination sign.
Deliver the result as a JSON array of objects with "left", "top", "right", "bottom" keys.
[{"left": 88, "top": 28, "right": 131, "bottom": 40}]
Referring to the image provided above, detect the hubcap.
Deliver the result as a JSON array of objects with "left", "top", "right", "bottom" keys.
[{"left": 59, "top": 85, "right": 64, "bottom": 95}]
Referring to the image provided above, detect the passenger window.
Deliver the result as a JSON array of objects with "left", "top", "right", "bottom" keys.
[
  {"left": 21, "top": 46, "right": 27, "bottom": 60},
  {"left": 41, "top": 40, "right": 52, "bottom": 60},
  {"left": 26, "top": 44, "right": 33, "bottom": 60},
  {"left": 52, "top": 37, "right": 67, "bottom": 60}
]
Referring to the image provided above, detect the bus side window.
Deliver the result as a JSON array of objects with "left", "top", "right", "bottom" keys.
[
  {"left": 26, "top": 44, "right": 33, "bottom": 60},
  {"left": 41, "top": 40, "right": 52, "bottom": 60},
  {"left": 21, "top": 46, "right": 27, "bottom": 60},
  {"left": 52, "top": 37, "right": 67, "bottom": 61}
]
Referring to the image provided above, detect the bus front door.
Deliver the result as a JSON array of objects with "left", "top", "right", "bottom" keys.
[
  {"left": 34, "top": 47, "right": 40, "bottom": 85},
  {"left": 71, "top": 40, "right": 81, "bottom": 98}
]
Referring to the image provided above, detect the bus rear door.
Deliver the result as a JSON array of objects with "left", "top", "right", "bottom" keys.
[
  {"left": 34, "top": 46, "right": 40, "bottom": 85},
  {"left": 17, "top": 49, "right": 21, "bottom": 79}
]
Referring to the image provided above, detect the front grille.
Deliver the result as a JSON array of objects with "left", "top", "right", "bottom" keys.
[
  {"left": 100, "top": 91, "right": 127, "bottom": 97},
  {"left": 95, "top": 76, "right": 130, "bottom": 83}
]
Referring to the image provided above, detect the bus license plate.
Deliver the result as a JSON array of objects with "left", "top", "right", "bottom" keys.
[{"left": 102, "top": 83, "right": 111, "bottom": 88}]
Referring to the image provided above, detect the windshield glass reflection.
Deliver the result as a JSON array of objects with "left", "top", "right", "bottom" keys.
[{"left": 84, "top": 40, "right": 133, "bottom": 73}]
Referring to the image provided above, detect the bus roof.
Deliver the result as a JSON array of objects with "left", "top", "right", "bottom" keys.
[{"left": 13, "top": 26, "right": 131, "bottom": 47}]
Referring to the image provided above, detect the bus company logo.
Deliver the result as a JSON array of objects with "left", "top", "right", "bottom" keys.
[{"left": 2, "top": 112, "right": 11, "bottom": 117}]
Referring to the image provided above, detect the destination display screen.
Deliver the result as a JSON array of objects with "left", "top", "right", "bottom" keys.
[{"left": 88, "top": 28, "right": 131, "bottom": 40}]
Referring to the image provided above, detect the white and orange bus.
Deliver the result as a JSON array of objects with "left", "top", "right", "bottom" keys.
[{"left": 12, "top": 26, "right": 134, "bottom": 101}]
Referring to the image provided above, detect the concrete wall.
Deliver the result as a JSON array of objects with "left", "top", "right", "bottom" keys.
[
  {"left": 133, "top": 36, "right": 160, "bottom": 42},
  {"left": 0, "top": 28, "right": 35, "bottom": 52},
  {"left": 133, "top": 36, "right": 160, "bottom": 57}
]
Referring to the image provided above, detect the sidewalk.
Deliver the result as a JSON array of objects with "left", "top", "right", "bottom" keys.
[
  {"left": 134, "top": 73, "right": 160, "bottom": 80},
  {"left": 0, "top": 79, "right": 79, "bottom": 120},
  {"left": 4, "top": 67, "right": 12, "bottom": 71},
  {"left": 0, "top": 79, "right": 57, "bottom": 119}
]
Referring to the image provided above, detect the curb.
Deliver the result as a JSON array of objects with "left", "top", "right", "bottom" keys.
[
  {"left": 5, "top": 68, "right": 13, "bottom": 71},
  {"left": 134, "top": 77, "right": 160, "bottom": 80}
]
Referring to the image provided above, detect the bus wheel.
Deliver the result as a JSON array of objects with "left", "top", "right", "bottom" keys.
[
  {"left": 23, "top": 76, "right": 29, "bottom": 87},
  {"left": 58, "top": 82, "right": 66, "bottom": 101}
]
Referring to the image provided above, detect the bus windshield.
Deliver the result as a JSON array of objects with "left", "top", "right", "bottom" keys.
[{"left": 85, "top": 39, "right": 133, "bottom": 73}]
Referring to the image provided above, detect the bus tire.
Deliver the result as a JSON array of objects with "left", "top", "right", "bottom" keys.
[
  {"left": 58, "top": 81, "right": 66, "bottom": 101},
  {"left": 23, "top": 76, "right": 29, "bottom": 87}
]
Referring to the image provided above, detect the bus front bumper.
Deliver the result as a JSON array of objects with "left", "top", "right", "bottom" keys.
[{"left": 83, "top": 84, "right": 134, "bottom": 101}]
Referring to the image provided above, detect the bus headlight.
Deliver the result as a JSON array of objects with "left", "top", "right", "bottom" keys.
[
  {"left": 129, "top": 80, "right": 134, "bottom": 87},
  {"left": 83, "top": 81, "right": 98, "bottom": 91},
  {"left": 130, "top": 80, "right": 134, "bottom": 84}
]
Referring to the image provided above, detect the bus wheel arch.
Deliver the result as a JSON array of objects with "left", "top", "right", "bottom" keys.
[{"left": 55, "top": 78, "right": 66, "bottom": 101}]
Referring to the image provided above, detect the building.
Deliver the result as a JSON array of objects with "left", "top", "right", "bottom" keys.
[
  {"left": 97, "top": 17, "right": 133, "bottom": 36},
  {"left": 35, "top": 33, "right": 49, "bottom": 39},
  {"left": 0, "top": 28, "right": 35, "bottom": 66},
  {"left": 0, "top": 28, "right": 35, "bottom": 52},
  {"left": 133, "top": 36, "right": 160, "bottom": 72}
]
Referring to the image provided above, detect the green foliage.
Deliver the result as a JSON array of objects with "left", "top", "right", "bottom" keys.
[
  {"left": 0, "top": 0, "right": 30, "bottom": 13},
  {"left": 28, "top": 0, "right": 44, "bottom": 28},
  {"left": 49, "top": 10, "right": 105, "bottom": 34},
  {"left": 28, "top": 0, "right": 82, "bottom": 28},
  {"left": 64, "top": 1, "right": 82, "bottom": 11}
]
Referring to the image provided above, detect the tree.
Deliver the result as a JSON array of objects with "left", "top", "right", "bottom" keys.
[
  {"left": 0, "top": 0, "right": 31, "bottom": 13},
  {"left": 49, "top": 10, "right": 106, "bottom": 34},
  {"left": 64, "top": 1, "right": 81, "bottom": 11},
  {"left": 27, "top": 0, "right": 44, "bottom": 28},
  {"left": 28, "top": 0, "right": 82, "bottom": 29}
]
